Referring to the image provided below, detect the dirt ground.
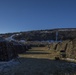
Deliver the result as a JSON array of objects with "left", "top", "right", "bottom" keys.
[{"left": 0, "top": 47, "right": 76, "bottom": 75}]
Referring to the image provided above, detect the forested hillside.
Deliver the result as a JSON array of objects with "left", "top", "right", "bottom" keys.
[{"left": 1, "top": 28, "right": 76, "bottom": 41}]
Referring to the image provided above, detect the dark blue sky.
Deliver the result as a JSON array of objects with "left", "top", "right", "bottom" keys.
[{"left": 0, "top": 0, "right": 76, "bottom": 33}]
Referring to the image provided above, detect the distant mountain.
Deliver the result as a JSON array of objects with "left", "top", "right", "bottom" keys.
[{"left": 1, "top": 28, "right": 76, "bottom": 41}]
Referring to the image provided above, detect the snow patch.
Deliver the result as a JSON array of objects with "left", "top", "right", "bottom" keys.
[{"left": 0, "top": 59, "right": 20, "bottom": 73}]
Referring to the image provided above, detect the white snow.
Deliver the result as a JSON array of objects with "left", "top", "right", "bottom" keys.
[
  {"left": 5, "top": 34, "right": 16, "bottom": 41},
  {"left": 66, "top": 58, "right": 76, "bottom": 61},
  {"left": 19, "top": 40, "right": 25, "bottom": 43},
  {"left": 5, "top": 33, "right": 26, "bottom": 44}
]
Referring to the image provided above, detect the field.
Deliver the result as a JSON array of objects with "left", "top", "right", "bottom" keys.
[{"left": 0, "top": 46, "right": 76, "bottom": 75}]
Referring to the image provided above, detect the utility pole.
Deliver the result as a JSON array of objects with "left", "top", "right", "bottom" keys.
[{"left": 56, "top": 31, "right": 58, "bottom": 42}]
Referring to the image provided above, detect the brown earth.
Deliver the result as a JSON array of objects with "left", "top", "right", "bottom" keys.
[{"left": 0, "top": 46, "right": 76, "bottom": 75}]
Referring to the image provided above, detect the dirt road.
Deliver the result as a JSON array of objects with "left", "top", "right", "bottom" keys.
[{"left": 1, "top": 47, "right": 76, "bottom": 75}]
